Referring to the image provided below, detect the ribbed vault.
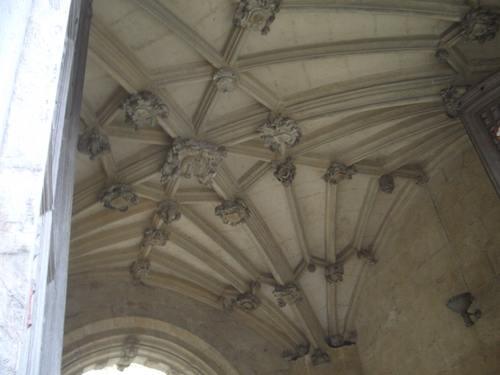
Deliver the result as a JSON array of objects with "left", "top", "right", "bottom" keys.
[{"left": 67, "top": 0, "right": 500, "bottom": 373}]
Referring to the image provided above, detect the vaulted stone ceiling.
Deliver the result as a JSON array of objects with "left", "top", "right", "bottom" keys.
[{"left": 68, "top": 0, "right": 500, "bottom": 373}]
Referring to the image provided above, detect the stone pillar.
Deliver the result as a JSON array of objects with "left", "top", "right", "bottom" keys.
[{"left": 0, "top": 0, "right": 82, "bottom": 373}]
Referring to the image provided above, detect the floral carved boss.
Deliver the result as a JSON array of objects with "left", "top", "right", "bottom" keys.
[
  {"left": 233, "top": 0, "right": 283, "bottom": 35},
  {"left": 120, "top": 91, "right": 169, "bottom": 131},
  {"left": 258, "top": 115, "right": 302, "bottom": 152},
  {"left": 161, "top": 138, "right": 227, "bottom": 188},
  {"left": 215, "top": 198, "right": 251, "bottom": 226}
]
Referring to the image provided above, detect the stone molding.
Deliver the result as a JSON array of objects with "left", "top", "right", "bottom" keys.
[
  {"left": 215, "top": 198, "right": 251, "bottom": 226},
  {"left": 273, "top": 284, "right": 302, "bottom": 307},
  {"left": 325, "top": 262, "right": 343, "bottom": 283},
  {"left": 322, "top": 162, "right": 357, "bottom": 185},
  {"left": 356, "top": 248, "right": 377, "bottom": 265},
  {"left": 156, "top": 199, "right": 181, "bottom": 225},
  {"left": 213, "top": 67, "right": 240, "bottom": 93},
  {"left": 441, "top": 85, "right": 471, "bottom": 119},
  {"left": 461, "top": 7, "right": 500, "bottom": 45},
  {"left": 327, "top": 331, "right": 357, "bottom": 348},
  {"left": 282, "top": 343, "right": 310, "bottom": 361},
  {"left": 272, "top": 157, "right": 296, "bottom": 186},
  {"left": 379, "top": 174, "right": 395, "bottom": 194},
  {"left": 130, "top": 257, "right": 151, "bottom": 285},
  {"left": 311, "top": 348, "right": 330, "bottom": 367},
  {"left": 161, "top": 138, "right": 227, "bottom": 188},
  {"left": 217, "top": 295, "right": 236, "bottom": 314},
  {"left": 120, "top": 91, "right": 169, "bottom": 131},
  {"left": 77, "top": 127, "right": 111, "bottom": 161},
  {"left": 142, "top": 228, "right": 169, "bottom": 247},
  {"left": 99, "top": 184, "right": 139, "bottom": 212},
  {"left": 117, "top": 335, "right": 139, "bottom": 371},
  {"left": 257, "top": 115, "right": 302, "bottom": 152},
  {"left": 233, "top": 0, "right": 282, "bottom": 35},
  {"left": 415, "top": 174, "right": 430, "bottom": 186}
]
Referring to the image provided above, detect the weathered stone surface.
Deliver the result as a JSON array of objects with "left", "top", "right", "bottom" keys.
[
  {"left": 325, "top": 262, "right": 344, "bottom": 283},
  {"left": 258, "top": 115, "right": 302, "bottom": 152},
  {"left": 441, "top": 85, "right": 470, "bottom": 119},
  {"left": 215, "top": 198, "right": 250, "bottom": 226},
  {"left": 99, "top": 184, "right": 139, "bottom": 212},
  {"left": 116, "top": 336, "right": 139, "bottom": 371},
  {"left": 233, "top": 0, "right": 282, "bottom": 35},
  {"left": 213, "top": 68, "right": 240, "bottom": 93},
  {"left": 461, "top": 7, "right": 500, "bottom": 44},
  {"left": 156, "top": 199, "right": 181, "bottom": 225},
  {"left": 273, "top": 284, "right": 302, "bottom": 307},
  {"left": 272, "top": 157, "right": 296, "bottom": 186},
  {"left": 322, "top": 162, "right": 357, "bottom": 185},
  {"left": 142, "top": 228, "right": 169, "bottom": 247},
  {"left": 77, "top": 127, "right": 111, "bottom": 161},
  {"left": 327, "top": 331, "right": 357, "bottom": 348},
  {"left": 161, "top": 138, "right": 227, "bottom": 188},
  {"left": 379, "top": 174, "right": 395, "bottom": 194},
  {"left": 120, "top": 91, "right": 169, "bottom": 131},
  {"left": 311, "top": 349, "right": 331, "bottom": 367}
]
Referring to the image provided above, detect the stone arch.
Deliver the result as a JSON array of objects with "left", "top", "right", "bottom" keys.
[{"left": 62, "top": 317, "right": 241, "bottom": 375}]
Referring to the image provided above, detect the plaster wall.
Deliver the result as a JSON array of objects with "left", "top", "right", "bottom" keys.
[
  {"left": 0, "top": 1, "right": 72, "bottom": 373},
  {"left": 355, "top": 146, "right": 500, "bottom": 374}
]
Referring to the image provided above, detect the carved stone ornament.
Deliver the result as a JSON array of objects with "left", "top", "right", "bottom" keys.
[
  {"left": 217, "top": 296, "right": 236, "bottom": 314},
  {"left": 327, "top": 331, "right": 357, "bottom": 348},
  {"left": 77, "top": 127, "right": 111, "bottom": 161},
  {"left": 273, "top": 284, "right": 302, "bottom": 307},
  {"left": 161, "top": 138, "right": 227, "bottom": 188},
  {"left": 235, "top": 293, "right": 261, "bottom": 312},
  {"left": 441, "top": 85, "right": 471, "bottom": 119},
  {"left": 461, "top": 7, "right": 500, "bottom": 45},
  {"left": 379, "top": 174, "right": 395, "bottom": 194},
  {"left": 415, "top": 174, "right": 430, "bottom": 186},
  {"left": 116, "top": 336, "right": 139, "bottom": 372},
  {"left": 99, "top": 184, "right": 139, "bottom": 212},
  {"left": 434, "top": 48, "right": 449, "bottom": 63},
  {"left": 282, "top": 343, "right": 310, "bottom": 361},
  {"left": 322, "top": 162, "right": 357, "bottom": 185},
  {"left": 130, "top": 257, "right": 151, "bottom": 285},
  {"left": 257, "top": 116, "right": 302, "bottom": 152},
  {"left": 213, "top": 68, "right": 240, "bottom": 93},
  {"left": 307, "top": 263, "right": 316, "bottom": 273},
  {"left": 356, "top": 248, "right": 377, "bottom": 265},
  {"left": 325, "top": 262, "right": 344, "bottom": 283},
  {"left": 215, "top": 198, "right": 251, "bottom": 226},
  {"left": 311, "top": 349, "right": 331, "bottom": 367},
  {"left": 272, "top": 157, "right": 297, "bottom": 186},
  {"left": 142, "top": 228, "right": 169, "bottom": 247},
  {"left": 156, "top": 199, "right": 181, "bottom": 225},
  {"left": 120, "top": 91, "right": 169, "bottom": 131},
  {"left": 233, "top": 0, "right": 282, "bottom": 35}
]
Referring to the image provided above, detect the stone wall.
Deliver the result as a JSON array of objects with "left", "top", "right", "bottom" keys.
[{"left": 355, "top": 146, "right": 500, "bottom": 374}]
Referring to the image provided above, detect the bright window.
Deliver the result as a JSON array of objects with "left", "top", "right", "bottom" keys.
[{"left": 84, "top": 363, "right": 166, "bottom": 374}]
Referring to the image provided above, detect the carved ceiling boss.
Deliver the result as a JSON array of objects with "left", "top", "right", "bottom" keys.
[
  {"left": 120, "top": 91, "right": 169, "bottom": 131},
  {"left": 272, "top": 157, "right": 296, "bottom": 186},
  {"left": 322, "top": 162, "right": 357, "bottom": 185},
  {"left": 156, "top": 199, "right": 181, "bottom": 225},
  {"left": 215, "top": 198, "right": 251, "bottom": 226},
  {"left": 77, "top": 127, "right": 111, "bottom": 161},
  {"left": 461, "top": 7, "right": 500, "bottom": 45},
  {"left": 213, "top": 68, "right": 240, "bottom": 93},
  {"left": 441, "top": 85, "right": 471, "bottom": 119},
  {"left": 233, "top": 0, "right": 283, "bottom": 35},
  {"left": 130, "top": 257, "right": 151, "bottom": 286},
  {"left": 273, "top": 284, "right": 302, "bottom": 307},
  {"left": 379, "top": 174, "right": 395, "bottom": 194},
  {"left": 325, "top": 262, "right": 344, "bottom": 283},
  {"left": 161, "top": 138, "right": 227, "bottom": 188},
  {"left": 98, "top": 184, "right": 139, "bottom": 212},
  {"left": 282, "top": 343, "right": 310, "bottom": 361},
  {"left": 117, "top": 336, "right": 139, "bottom": 371},
  {"left": 142, "top": 228, "right": 169, "bottom": 247},
  {"left": 258, "top": 115, "right": 302, "bottom": 152}
]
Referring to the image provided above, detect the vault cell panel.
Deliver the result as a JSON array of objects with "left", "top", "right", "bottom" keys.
[
  {"left": 82, "top": 57, "right": 121, "bottom": 114},
  {"left": 165, "top": 81, "right": 210, "bottom": 122},
  {"left": 300, "top": 270, "right": 328, "bottom": 332},
  {"left": 247, "top": 172, "right": 303, "bottom": 271}
]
